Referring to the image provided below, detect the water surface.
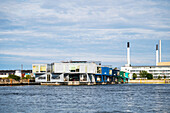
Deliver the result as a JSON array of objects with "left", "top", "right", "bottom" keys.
[{"left": 0, "top": 84, "right": 170, "bottom": 113}]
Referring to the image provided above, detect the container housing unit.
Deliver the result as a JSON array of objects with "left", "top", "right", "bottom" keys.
[
  {"left": 95, "top": 66, "right": 113, "bottom": 83},
  {"left": 33, "top": 62, "right": 97, "bottom": 83}
]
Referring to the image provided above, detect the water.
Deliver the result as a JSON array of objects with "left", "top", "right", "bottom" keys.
[{"left": 0, "top": 84, "right": 170, "bottom": 113}]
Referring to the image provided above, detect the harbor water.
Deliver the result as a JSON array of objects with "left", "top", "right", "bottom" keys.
[{"left": 0, "top": 84, "right": 170, "bottom": 113}]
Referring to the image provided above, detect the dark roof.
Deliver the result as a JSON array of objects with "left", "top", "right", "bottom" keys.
[
  {"left": 0, "top": 70, "right": 15, "bottom": 73},
  {"left": 62, "top": 61, "right": 87, "bottom": 63},
  {"left": 22, "top": 70, "right": 32, "bottom": 73}
]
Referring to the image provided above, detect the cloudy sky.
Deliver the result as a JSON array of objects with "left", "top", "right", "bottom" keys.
[{"left": 0, "top": 0, "right": 170, "bottom": 70}]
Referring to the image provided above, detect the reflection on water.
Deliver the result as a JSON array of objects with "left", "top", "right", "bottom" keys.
[{"left": 0, "top": 84, "right": 170, "bottom": 113}]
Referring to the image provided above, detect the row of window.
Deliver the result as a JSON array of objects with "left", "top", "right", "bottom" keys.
[
  {"left": 38, "top": 75, "right": 60, "bottom": 80},
  {"left": 0, "top": 73, "right": 14, "bottom": 75},
  {"left": 131, "top": 70, "right": 170, "bottom": 72},
  {"left": 136, "top": 76, "right": 170, "bottom": 78}
]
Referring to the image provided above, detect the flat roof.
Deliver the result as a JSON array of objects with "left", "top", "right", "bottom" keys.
[{"left": 0, "top": 70, "right": 32, "bottom": 72}]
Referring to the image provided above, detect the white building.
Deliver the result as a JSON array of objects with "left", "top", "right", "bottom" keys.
[
  {"left": 121, "top": 64, "right": 170, "bottom": 79},
  {"left": 121, "top": 40, "right": 170, "bottom": 79},
  {"left": 32, "top": 61, "right": 99, "bottom": 83}
]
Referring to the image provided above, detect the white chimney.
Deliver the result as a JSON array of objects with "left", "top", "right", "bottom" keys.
[
  {"left": 156, "top": 44, "right": 158, "bottom": 65},
  {"left": 127, "top": 42, "right": 130, "bottom": 66},
  {"left": 159, "top": 40, "right": 161, "bottom": 62}
]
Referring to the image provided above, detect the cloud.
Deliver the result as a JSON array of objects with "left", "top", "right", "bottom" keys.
[{"left": 0, "top": 0, "right": 170, "bottom": 69}]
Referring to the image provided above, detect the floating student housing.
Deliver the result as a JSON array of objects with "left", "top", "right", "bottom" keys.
[{"left": 32, "top": 61, "right": 129, "bottom": 85}]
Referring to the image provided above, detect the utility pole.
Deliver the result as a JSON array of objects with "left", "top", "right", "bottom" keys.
[{"left": 21, "top": 64, "right": 23, "bottom": 79}]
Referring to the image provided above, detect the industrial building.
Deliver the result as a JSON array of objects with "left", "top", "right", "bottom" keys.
[
  {"left": 32, "top": 61, "right": 129, "bottom": 84},
  {"left": 121, "top": 40, "right": 170, "bottom": 79}
]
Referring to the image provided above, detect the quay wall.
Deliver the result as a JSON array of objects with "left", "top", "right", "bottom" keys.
[
  {"left": 129, "top": 79, "right": 170, "bottom": 84},
  {"left": 0, "top": 79, "right": 40, "bottom": 86}
]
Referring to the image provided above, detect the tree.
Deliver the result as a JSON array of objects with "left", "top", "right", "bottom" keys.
[
  {"left": 22, "top": 75, "right": 34, "bottom": 79},
  {"left": 114, "top": 67, "right": 118, "bottom": 70},
  {"left": 139, "top": 71, "right": 148, "bottom": 78},
  {"left": 158, "top": 75, "right": 162, "bottom": 79},
  {"left": 163, "top": 75, "right": 166, "bottom": 79},
  {"left": 8, "top": 74, "right": 20, "bottom": 81},
  {"left": 146, "top": 73, "right": 153, "bottom": 79},
  {"left": 132, "top": 73, "right": 137, "bottom": 80}
]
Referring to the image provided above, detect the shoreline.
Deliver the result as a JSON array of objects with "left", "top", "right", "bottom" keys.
[{"left": 128, "top": 79, "right": 170, "bottom": 84}]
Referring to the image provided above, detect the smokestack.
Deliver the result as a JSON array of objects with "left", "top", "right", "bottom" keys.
[
  {"left": 159, "top": 40, "right": 161, "bottom": 62},
  {"left": 127, "top": 42, "right": 130, "bottom": 66},
  {"left": 156, "top": 44, "right": 158, "bottom": 65}
]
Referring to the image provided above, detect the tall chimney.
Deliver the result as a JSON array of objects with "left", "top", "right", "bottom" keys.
[
  {"left": 156, "top": 44, "right": 158, "bottom": 65},
  {"left": 159, "top": 40, "right": 161, "bottom": 62},
  {"left": 127, "top": 42, "right": 130, "bottom": 66}
]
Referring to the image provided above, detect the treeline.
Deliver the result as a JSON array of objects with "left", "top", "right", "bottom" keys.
[{"left": 8, "top": 75, "right": 35, "bottom": 81}]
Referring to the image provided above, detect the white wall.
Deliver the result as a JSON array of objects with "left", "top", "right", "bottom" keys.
[
  {"left": 121, "top": 66, "right": 170, "bottom": 79},
  {"left": 15, "top": 70, "right": 21, "bottom": 77},
  {"left": 52, "top": 63, "right": 97, "bottom": 74},
  {"left": 0, "top": 74, "right": 8, "bottom": 78}
]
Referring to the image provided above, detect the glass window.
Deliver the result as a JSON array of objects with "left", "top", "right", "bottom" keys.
[
  {"left": 38, "top": 76, "right": 46, "bottom": 79},
  {"left": 97, "top": 67, "right": 102, "bottom": 74},
  {"left": 52, "top": 75, "right": 60, "bottom": 79}
]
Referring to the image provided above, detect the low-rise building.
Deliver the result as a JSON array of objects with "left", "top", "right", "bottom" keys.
[
  {"left": 121, "top": 64, "right": 170, "bottom": 79},
  {"left": 33, "top": 61, "right": 98, "bottom": 83},
  {"left": 32, "top": 61, "right": 129, "bottom": 84},
  {"left": 0, "top": 70, "right": 32, "bottom": 78},
  {"left": 121, "top": 41, "right": 170, "bottom": 79}
]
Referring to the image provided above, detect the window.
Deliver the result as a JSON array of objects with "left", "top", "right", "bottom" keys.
[
  {"left": 33, "top": 65, "right": 39, "bottom": 73},
  {"left": 40, "top": 65, "right": 46, "bottom": 72},
  {"left": 38, "top": 76, "right": 46, "bottom": 79},
  {"left": 109, "top": 70, "right": 112, "bottom": 75},
  {"left": 69, "top": 65, "right": 80, "bottom": 72},
  {"left": 71, "top": 70, "right": 75, "bottom": 72},
  {"left": 97, "top": 67, "right": 102, "bottom": 74},
  {"left": 52, "top": 75, "right": 60, "bottom": 79},
  {"left": 76, "top": 69, "right": 79, "bottom": 72}
]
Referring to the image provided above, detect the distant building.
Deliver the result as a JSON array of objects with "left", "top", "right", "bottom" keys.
[
  {"left": 0, "top": 70, "right": 32, "bottom": 78},
  {"left": 121, "top": 41, "right": 170, "bottom": 79},
  {"left": 121, "top": 65, "right": 170, "bottom": 79}
]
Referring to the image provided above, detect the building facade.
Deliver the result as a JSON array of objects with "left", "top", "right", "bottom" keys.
[
  {"left": 121, "top": 41, "right": 170, "bottom": 79},
  {"left": 32, "top": 61, "right": 129, "bottom": 83},
  {"left": 33, "top": 62, "right": 98, "bottom": 83},
  {"left": 0, "top": 70, "right": 32, "bottom": 78},
  {"left": 121, "top": 65, "right": 170, "bottom": 79}
]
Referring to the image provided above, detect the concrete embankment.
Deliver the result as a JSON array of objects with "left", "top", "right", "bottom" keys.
[
  {"left": 0, "top": 79, "right": 126, "bottom": 86},
  {"left": 41, "top": 81, "right": 118, "bottom": 86},
  {"left": 129, "top": 79, "right": 170, "bottom": 84},
  {"left": 0, "top": 79, "right": 40, "bottom": 86}
]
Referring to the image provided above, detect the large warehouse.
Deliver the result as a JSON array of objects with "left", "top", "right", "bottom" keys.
[{"left": 121, "top": 40, "right": 170, "bottom": 79}]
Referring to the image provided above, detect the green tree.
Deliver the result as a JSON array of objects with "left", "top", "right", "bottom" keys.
[
  {"left": 8, "top": 75, "right": 20, "bottom": 81},
  {"left": 146, "top": 73, "right": 153, "bottom": 79},
  {"left": 139, "top": 71, "right": 148, "bottom": 78},
  {"left": 114, "top": 67, "right": 118, "bottom": 70},
  {"left": 22, "top": 75, "right": 33, "bottom": 79},
  {"left": 158, "top": 75, "right": 162, "bottom": 79},
  {"left": 25, "top": 75, "right": 32, "bottom": 79},
  {"left": 163, "top": 75, "right": 166, "bottom": 79},
  {"left": 132, "top": 73, "right": 137, "bottom": 80}
]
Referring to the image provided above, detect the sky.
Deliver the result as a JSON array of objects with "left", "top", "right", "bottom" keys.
[{"left": 0, "top": 0, "right": 170, "bottom": 70}]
